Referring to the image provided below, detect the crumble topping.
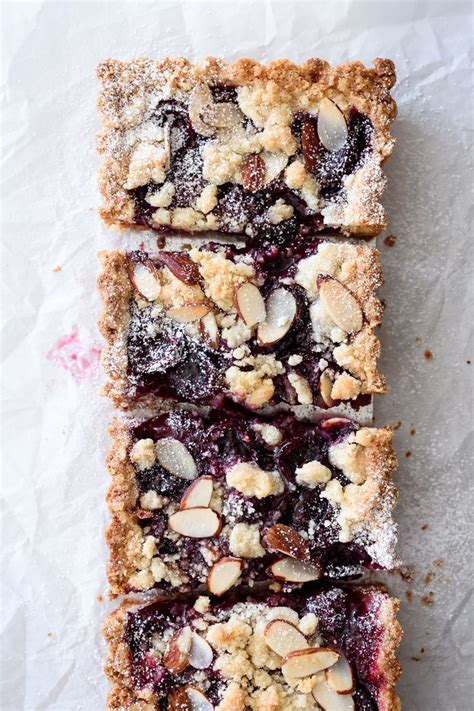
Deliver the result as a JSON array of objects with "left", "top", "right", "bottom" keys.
[
  {"left": 139, "top": 490, "right": 163, "bottom": 509},
  {"left": 287, "top": 372, "right": 313, "bottom": 405},
  {"left": 229, "top": 523, "right": 265, "bottom": 558},
  {"left": 252, "top": 423, "right": 283, "bottom": 446},
  {"left": 295, "top": 461, "right": 332, "bottom": 488},
  {"left": 225, "top": 355, "right": 285, "bottom": 408},
  {"left": 329, "top": 428, "right": 376, "bottom": 484},
  {"left": 130, "top": 438, "right": 156, "bottom": 470},
  {"left": 190, "top": 248, "right": 255, "bottom": 311},
  {"left": 226, "top": 462, "right": 284, "bottom": 499}
]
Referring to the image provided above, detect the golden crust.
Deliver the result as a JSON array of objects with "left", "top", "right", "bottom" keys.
[
  {"left": 105, "top": 419, "right": 144, "bottom": 598},
  {"left": 377, "top": 595, "right": 403, "bottom": 711},
  {"left": 96, "top": 56, "right": 396, "bottom": 235},
  {"left": 102, "top": 584, "right": 402, "bottom": 711},
  {"left": 97, "top": 251, "right": 137, "bottom": 410}
]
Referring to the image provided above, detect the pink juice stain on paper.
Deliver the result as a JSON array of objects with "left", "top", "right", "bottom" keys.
[{"left": 47, "top": 325, "right": 102, "bottom": 382}]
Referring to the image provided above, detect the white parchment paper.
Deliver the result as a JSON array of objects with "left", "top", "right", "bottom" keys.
[{"left": 1, "top": 1, "right": 473, "bottom": 709}]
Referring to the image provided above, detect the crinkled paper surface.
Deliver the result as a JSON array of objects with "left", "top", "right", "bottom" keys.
[{"left": 1, "top": 1, "right": 473, "bottom": 709}]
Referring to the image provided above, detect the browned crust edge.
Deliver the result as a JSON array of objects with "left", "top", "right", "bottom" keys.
[
  {"left": 352, "top": 426, "right": 399, "bottom": 567},
  {"left": 377, "top": 595, "right": 403, "bottom": 711},
  {"left": 96, "top": 56, "right": 396, "bottom": 235},
  {"left": 105, "top": 418, "right": 144, "bottom": 598},
  {"left": 97, "top": 250, "right": 136, "bottom": 410},
  {"left": 101, "top": 584, "right": 402, "bottom": 711}
]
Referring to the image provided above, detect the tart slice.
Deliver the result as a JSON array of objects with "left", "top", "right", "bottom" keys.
[
  {"left": 105, "top": 409, "right": 397, "bottom": 597},
  {"left": 97, "top": 57, "right": 396, "bottom": 243},
  {"left": 97, "top": 240, "right": 385, "bottom": 413},
  {"left": 102, "top": 583, "right": 402, "bottom": 710}
]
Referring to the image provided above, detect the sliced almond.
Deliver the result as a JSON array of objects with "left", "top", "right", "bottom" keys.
[
  {"left": 264, "top": 524, "right": 311, "bottom": 561},
  {"left": 325, "top": 653, "right": 355, "bottom": 694},
  {"left": 169, "top": 508, "right": 222, "bottom": 538},
  {"left": 320, "top": 418, "right": 352, "bottom": 430},
  {"left": 188, "top": 632, "right": 213, "bottom": 670},
  {"left": 242, "top": 153, "right": 265, "bottom": 192},
  {"left": 179, "top": 477, "right": 214, "bottom": 510},
  {"left": 186, "top": 687, "right": 214, "bottom": 711},
  {"left": 282, "top": 647, "right": 339, "bottom": 678},
  {"left": 317, "top": 98, "right": 348, "bottom": 153},
  {"left": 270, "top": 557, "right": 321, "bottom": 583},
  {"left": 163, "top": 626, "right": 192, "bottom": 674},
  {"left": 167, "top": 303, "right": 211, "bottom": 323},
  {"left": 257, "top": 288, "right": 297, "bottom": 345},
  {"left": 207, "top": 557, "right": 243, "bottom": 595},
  {"left": 312, "top": 677, "right": 355, "bottom": 710},
  {"left": 301, "top": 115, "right": 320, "bottom": 172},
  {"left": 199, "top": 312, "right": 220, "bottom": 348},
  {"left": 263, "top": 619, "right": 309, "bottom": 658},
  {"left": 207, "top": 102, "right": 243, "bottom": 128},
  {"left": 168, "top": 687, "right": 191, "bottom": 711},
  {"left": 262, "top": 151, "right": 289, "bottom": 184},
  {"left": 320, "top": 370, "right": 336, "bottom": 407},
  {"left": 318, "top": 276, "right": 363, "bottom": 334},
  {"left": 131, "top": 261, "right": 161, "bottom": 301},
  {"left": 155, "top": 438, "right": 198, "bottom": 480},
  {"left": 156, "top": 251, "right": 200, "bottom": 285},
  {"left": 234, "top": 282, "right": 266, "bottom": 328},
  {"left": 189, "top": 84, "right": 216, "bottom": 137}
]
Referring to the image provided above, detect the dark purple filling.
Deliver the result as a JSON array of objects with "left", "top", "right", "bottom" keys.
[
  {"left": 126, "top": 244, "right": 371, "bottom": 410},
  {"left": 130, "top": 409, "right": 379, "bottom": 594},
  {"left": 123, "top": 584, "right": 389, "bottom": 710},
  {"left": 131, "top": 92, "right": 374, "bottom": 248}
]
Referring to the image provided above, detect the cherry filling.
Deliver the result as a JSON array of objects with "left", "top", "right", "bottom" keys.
[
  {"left": 130, "top": 410, "right": 378, "bottom": 592},
  {"left": 123, "top": 585, "right": 390, "bottom": 709},
  {"left": 131, "top": 90, "right": 374, "bottom": 247},
  {"left": 126, "top": 243, "right": 371, "bottom": 410}
]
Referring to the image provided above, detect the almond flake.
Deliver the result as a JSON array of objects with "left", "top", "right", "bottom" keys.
[
  {"left": 131, "top": 262, "right": 161, "bottom": 301},
  {"left": 167, "top": 303, "right": 211, "bottom": 323},
  {"left": 242, "top": 153, "right": 265, "bottom": 192},
  {"left": 188, "top": 632, "right": 213, "bottom": 670},
  {"left": 317, "top": 98, "right": 348, "bottom": 153},
  {"left": 320, "top": 370, "right": 335, "bottom": 407},
  {"left": 318, "top": 276, "right": 363, "bottom": 334},
  {"left": 257, "top": 288, "right": 297, "bottom": 345},
  {"left": 235, "top": 282, "right": 266, "bottom": 328},
  {"left": 312, "top": 677, "right": 355, "bottom": 710},
  {"left": 207, "top": 557, "right": 243, "bottom": 595},
  {"left": 199, "top": 312, "right": 220, "bottom": 348},
  {"left": 163, "top": 627, "right": 192, "bottom": 674},
  {"left": 325, "top": 653, "right": 355, "bottom": 694},
  {"left": 179, "top": 477, "right": 214, "bottom": 510},
  {"left": 281, "top": 647, "right": 339, "bottom": 678},
  {"left": 155, "top": 438, "right": 198, "bottom": 480},
  {"left": 263, "top": 619, "right": 309, "bottom": 658},
  {"left": 269, "top": 557, "right": 321, "bottom": 583},
  {"left": 169, "top": 508, "right": 222, "bottom": 538},
  {"left": 186, "top": 687, "right": 213, "bottom": 711},
  {"left": 264, "top": 524, "right": 311, "bottom": 561}
]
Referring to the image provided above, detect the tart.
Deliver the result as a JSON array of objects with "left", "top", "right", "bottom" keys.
[
  {"left": 97, "top": 241, "right": 385, "bottom": 412},
  {"left": 102, "top": 583, "right": 402, "bottom": 710},
  {"left": 97, "top": 57, "right": 396, "bottom": 243},
  {"left": 105, "top": 409, "right": 398, "bottom": 597}
]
